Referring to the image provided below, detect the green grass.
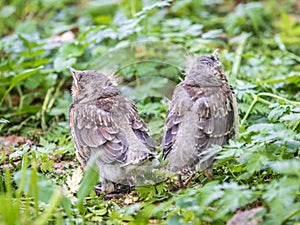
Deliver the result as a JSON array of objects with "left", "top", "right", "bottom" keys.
[{"left": 0, "top": 0, "right": 299, "bottom": 224}]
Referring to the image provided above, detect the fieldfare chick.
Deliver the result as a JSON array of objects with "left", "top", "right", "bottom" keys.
[
  {"left": 68, "top": 67, "right": 157, "bottom": 194},
  {"left": 161, "top": 50, "right": 239, "bottom": 187}
]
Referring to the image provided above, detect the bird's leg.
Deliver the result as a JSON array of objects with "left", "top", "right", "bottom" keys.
[
  {"left": 178, "top": 175, "right": 185, "bottom": 189},
  {"left": 115, "top": 183, "right": 127, "bottom": 193},
  {"left": 127, "top": 177, "right": 136, "bottom": 192},
  {"left": 203, "top": 168, "right": 214, "bottom": 181},
  {"left": 94, "top": 183, "right": 102, "bottom": 196},
  {"left": 184, "top": 173, "right": 195, "bottom": 187}
]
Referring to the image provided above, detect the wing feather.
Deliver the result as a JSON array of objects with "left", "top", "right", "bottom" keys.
[
  {"left": 73, "top": 99, "right": 128, "bottom": 164},
  {"left": 73, "top": 97, "right": 156, "bottom": 165},
  {"left": 195, "top": 86, "right": 235, "bottom": 154},
  {"left": 161, "top": 110, "right": 181, "bottom": 159},
  {"left": 129, "top": 103, "right": 156, "bottom": 150}
]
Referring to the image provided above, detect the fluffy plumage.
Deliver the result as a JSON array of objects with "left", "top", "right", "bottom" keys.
[
  {"left": 68, "top": 67, "right": 157, "bottom": 192},
  {"left": 161, "top": 50, "right": 239, "bottom": 180}
]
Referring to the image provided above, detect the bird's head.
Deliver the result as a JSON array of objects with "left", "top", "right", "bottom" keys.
[
  {"left": 185, "top": 49, "right": 225, "bottom": 87},
  {"left": 68, "top": 67, "right": 119, "bottom": 103}
]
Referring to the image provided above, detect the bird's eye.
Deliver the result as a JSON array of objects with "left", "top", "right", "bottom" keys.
[
  {"left": 77, "top": 73, "right": 82, "bottom": 81},
  {"left": 105, "top": 80, "right": 113, "bottom": 86}
]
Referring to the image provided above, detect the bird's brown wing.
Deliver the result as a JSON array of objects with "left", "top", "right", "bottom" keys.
[
  {"left": 161, "top": 84, "right": 236, "bottom": 162},
  {"left": 161, "top": 109, "right": 181, "bottom": 159},
  {"left": 129, "top": 103, "right": 156, "bottom": 151},
  {"left": 73, "top": 98, "right": 128, "bottom": 164},
  {"left": 194, "top": 85, "right": 236, "bottom": 158}
]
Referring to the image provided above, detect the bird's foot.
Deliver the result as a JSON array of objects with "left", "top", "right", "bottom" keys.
[
  {"left": 178, "top": 175, "right": 186, "bottom": 189},
  {"left": 115, "top": 183, "right": 132, "bottom": 193},
  {"left": 95, "top": 181, "right": 136, "bottom": 200},
  {"left": 126, "top": 177, "right": 136, "bottom": 192},
  {"left": 103, "top": 192, "right": 125, "bottom": 200},
  {"left": 94, "top": 184, "right": 103, "bottom": 196},
  {"left": 184, "top": 173, "right": 195, "bottom": 187},
  {"left": 104, "top": 183, "right": 128, "bottom": 200},
  {"left": 94, "top": 182, "right": 127, "bottom": 199},
  {"left": 104, "top": 182, "right": 135, "bottom": 200}
]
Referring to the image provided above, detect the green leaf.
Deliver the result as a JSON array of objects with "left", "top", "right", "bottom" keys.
[
  {"left": 269, "top": 159, "right": 300, "bottom": 176},
  {"left": 263, "top": 177, "right": 300, "bottom": 224},
  {"left": 0, "top": 5, "right": 16, "bottom": 18},
  {"left": 77, "top": 162, "right": 99, "bottom": 203},
  {"left": 167, "top": 215, "right": 184, "bottom": 225},
  {"left": 135, "top": 0, "right": 172, "bottom": 17},
  {"left": 280, "top": 113, "right": 300, "bottom": 130},
  {"left": 0, "top": 118, "right": 10, "bottom": 124},
  {"left": 13, "top": 169, "right": 71, "bottom": 211},
  {"left": 268, "top": 107, "right": 287, "bottom": 122},
  {"left": 54, "top": 56, "right": 76, "bottom": 73},
  {"left": 216, "top": 183, "right": 256, "bottom": 218},
  {"left": 0, "top": 194, "right": 21, "bottom": 225},
  {"left": 60, "top": 42, "right": 85, "bottom": 58},
  {"left": 135, "top": 185, "right": 157, "bottom": 201},
  {"left": 0, "top": 66, "right": 43, "bottom": 105}
]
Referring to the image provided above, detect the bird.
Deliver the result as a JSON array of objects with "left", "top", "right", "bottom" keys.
[
  {"left": 68, "top": 67, "right": 157, "bottom": 195},
  {"left": 160, "top": 49, "right": 239, "bottom": 187}
]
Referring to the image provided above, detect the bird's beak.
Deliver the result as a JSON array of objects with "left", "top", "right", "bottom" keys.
[
  {"left": 68, "top": 66, "right": 81, "bottom": 91},
  {"left": 212, "top": 49, "right": 219, "bottom": 60},
  {"left": 68, "top": 66, "right": 76, "bottom": 74},
  {"left": 68, "top": 66, "right": 82, "bottom": 87},
  {"left": 68, "top": 66, "right": 79, "bottom": 80}
]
